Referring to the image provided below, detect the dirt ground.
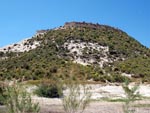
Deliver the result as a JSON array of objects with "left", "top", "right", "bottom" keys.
[
  {"left": 1, "top": 83, "right": 150, "bottom": 113},
  {"left": 1, "top": 98, "right": 150, "bottom": 113},
  {"left": 38, "top": 99, "right": 150, "bottom": 113},
  {"left": 32, "top": 83, "right": 150, "bottom": 113}
]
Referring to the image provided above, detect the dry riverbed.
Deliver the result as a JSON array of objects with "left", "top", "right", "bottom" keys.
[
  {"left": 1, "top": 83, "right": 150, "bottom": 113},
  {"left": 31, "top": 83, "right": 150, "bottom": 113},
  {"left": 33, "top": 98, "right": 150, "bottom": 113}
]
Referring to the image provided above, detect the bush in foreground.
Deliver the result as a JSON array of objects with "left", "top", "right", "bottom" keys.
[
  {"left": 34, "top": 83, "right": 63, "bottom": 98},
  {"left": 122, "top": 80, "right": 141, "bottom": 113},
  {"left": 62, "top": 80, "right": 91, "bottom": 113},
  {"left": 2, "top": 80, "right": 40, "bottom": 113}
]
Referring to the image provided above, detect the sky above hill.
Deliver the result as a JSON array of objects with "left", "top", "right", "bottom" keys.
[{"left": 0, "top": 0, "right": 150, "bottom": 47}]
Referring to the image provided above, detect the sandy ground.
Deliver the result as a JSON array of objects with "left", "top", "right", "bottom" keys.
[
  {"left": 1, "top": 83, "right": 150, "bottom": 113},
  {"left": 1, "top": 99, "right": 150, "bottom": 113},
  {"left": 30, "top": 83, "right": 150, "bottom": 113},
  {"left": 34, "top": 98, "right": 150, "bottom": 113}
]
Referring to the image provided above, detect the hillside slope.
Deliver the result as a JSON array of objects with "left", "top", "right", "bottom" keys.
[{"left": 0, "top": 22, "right": 149, "bottom": 82}]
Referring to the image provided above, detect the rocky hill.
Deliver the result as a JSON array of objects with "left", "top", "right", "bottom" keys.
[{"left": 0, "top": 22, "right": 150, "bottom": 83}]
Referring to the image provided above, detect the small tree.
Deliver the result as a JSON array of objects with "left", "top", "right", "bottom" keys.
[
  {"left": 122, "top": 80, "right": 141, "bottom": 113},
  {"left": 62, "top": 81, "right": 91, "bottom": 113}
]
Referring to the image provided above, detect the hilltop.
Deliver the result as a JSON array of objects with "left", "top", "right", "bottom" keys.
[{"left": 0, "top": 22, "right": 150, "bottom": 83}]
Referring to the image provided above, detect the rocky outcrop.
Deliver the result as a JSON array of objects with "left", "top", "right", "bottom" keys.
[
  {"left": 0, "top": 38, "right": 41, "bottom": 53},
  {"left": 63, "top": 39, "right": 124, "bottom": 67}
]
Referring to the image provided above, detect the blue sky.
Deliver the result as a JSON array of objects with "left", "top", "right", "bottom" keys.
[{"left": 0, "top": 0, "right": 150, "bottom": 47}]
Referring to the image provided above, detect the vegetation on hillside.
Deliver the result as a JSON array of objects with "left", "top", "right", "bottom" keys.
[
  {"left": 115, "top": 56, "right": 150, "bottom": 82},
  {"left": 0, "top": 22, "right": 149, "bottom": 82}
]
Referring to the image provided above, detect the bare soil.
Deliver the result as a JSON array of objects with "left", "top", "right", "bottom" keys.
[
  {"left": 32, "top": 83, "right": 150, "bottom": 113},
  {"left": 38, "top": 99, "right": 150, "bottom": 113}
]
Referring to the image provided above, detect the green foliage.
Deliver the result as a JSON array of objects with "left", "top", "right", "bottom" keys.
[
  {"left": 115, "top": 56, "right": 150, "bottom": 82},
  {"left": 122, "top": 80, "right": 141, "bottom": 113},
  {"left": 34, "top": 83, "right": 63, "bottom": 98},
  {"left": 0, "top": 83, "right": 6, "bottom": 105},
  {"left": 3, "top": 80, "right": 40, "bottom": 113},
  {"left": 92, "top": 72, "right": 130, "bottom": 83},
  {"left": 0, "top": 22, "right": 149, "bottom": 82},
  {"left": 62, "top": 80, "right": 91, "bottom": 113}
]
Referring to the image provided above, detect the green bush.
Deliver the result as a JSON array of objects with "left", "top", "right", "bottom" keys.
[
  {"left": 2, "top": 80, "right": 40, "bottom": 113},
  {"left": 122, "top": 80, "right": 141, "bottom": 113},
  {"left": 0, "top": 85, "right": 5, "bottom": 105},
  {"left": 35, "top": 83, "right": 63, "bottom": 98},
  {"left": 111, "top": 74, "right": 130, "bottom": 83},
  {"left": 62, "top": 80, "right": 91, "bottom": 113},
  {"left": 93, "top": 73, "right": 130, "bottom": 83}
]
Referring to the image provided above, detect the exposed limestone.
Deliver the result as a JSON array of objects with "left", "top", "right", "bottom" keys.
[
  {"left": 63, "top": 39, "right": 122, "bottom": 68},
  {"left": 0, "top": 38, "right": 41, "bottom": 53}
]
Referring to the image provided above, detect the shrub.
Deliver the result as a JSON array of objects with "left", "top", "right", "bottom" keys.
[
  {"left": 34, "top": 83, "right": 63, "bottom": 98},
  {"left": 93, "top": 73, "right": 130, "bottom": 83},
  {"left": 3, "top": 80, "right": 40, "bottom": 113},
  {"left": 0, "top": 83, "right": 5, "bottom": 105},
  {"left": 122, "top": 80, "right": 141, "bottom": 113},
  {"left": 62, "top": 81, "right": 91, "bottom": 113},
  {"left": 111, "top": 74, "right": 130, "bottom": 83}
]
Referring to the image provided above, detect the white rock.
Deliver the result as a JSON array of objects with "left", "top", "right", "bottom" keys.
[
  {"left": 0, "top": 38, "right": 41, "bottom": 53},
  {"left": 63, "top": 40, "right": 111, "bottom": 67}
]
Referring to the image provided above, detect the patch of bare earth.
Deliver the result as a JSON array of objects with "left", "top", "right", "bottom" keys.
[
  {"left": 30, "top": 83, "right": 150, "bottom": 113},
  {"left": 33, "top": 97, "right": 150, "bottom": 113}
]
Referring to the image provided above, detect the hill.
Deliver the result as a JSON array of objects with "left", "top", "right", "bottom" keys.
[{"left": 0, "top": 22, "right": 150, "bottom": 83}]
